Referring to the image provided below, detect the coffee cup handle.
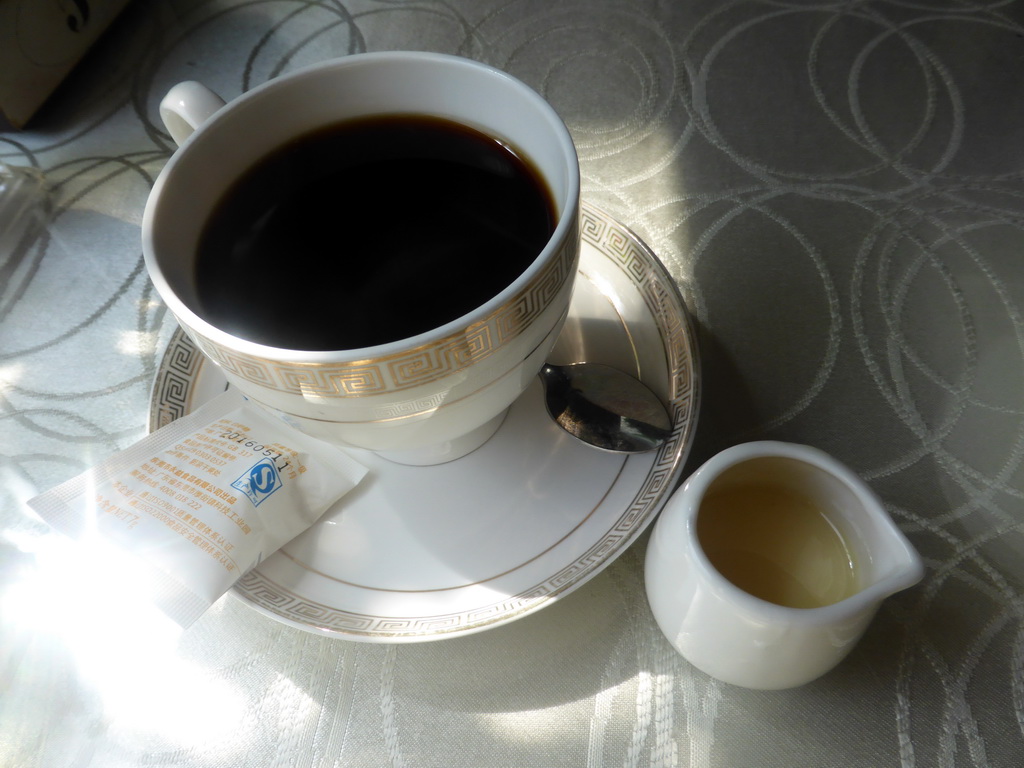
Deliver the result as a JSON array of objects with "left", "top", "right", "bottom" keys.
[{"left": 159, "top": 81, "right": 227, "bottom": 146}]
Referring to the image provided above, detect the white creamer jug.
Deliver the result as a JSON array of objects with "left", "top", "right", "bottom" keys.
[{"left": 644, "top": 441, "right": 924, "bottom": 690}]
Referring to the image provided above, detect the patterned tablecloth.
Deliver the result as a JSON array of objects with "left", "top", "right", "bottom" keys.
[{"left": 3, "top": 1, "right": 1023, "bottom": 766}]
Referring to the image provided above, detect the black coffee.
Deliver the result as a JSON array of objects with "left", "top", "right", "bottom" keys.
[{"left": 194, "top": 115, "right": 557, "bottom": 350}]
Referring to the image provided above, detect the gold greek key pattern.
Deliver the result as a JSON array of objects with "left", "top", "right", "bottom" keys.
[
  {"left": 372, "top": 391, "right": 447, "bottom": 419},
  {"left": 236, "top": 570, "right": 543, "bottom": 638},
  {"left": 148, "top": 332, "right": 204, "bottom": 430},
  {"left": 190, "top": 220, "right": 580, "bottom": 398},
  {"left": 325, "top": 366, "right": 385, "bottom": 395}
]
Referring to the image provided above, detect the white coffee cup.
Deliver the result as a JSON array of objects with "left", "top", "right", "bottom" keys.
[
  {"left": 645, "top": 441, "right": 925, "bottom": 689},
  {"left": 143, "top": 52, "right": 581, "bottom": 465}
]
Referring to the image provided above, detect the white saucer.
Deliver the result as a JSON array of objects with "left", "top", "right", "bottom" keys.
[{"left": 149, "top": 202, "right": 700, "bottom": 642}]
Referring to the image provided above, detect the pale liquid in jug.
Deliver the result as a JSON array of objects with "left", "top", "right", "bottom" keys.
[{"left": 697, "top": 484, "right": 859, "bottom": 609}]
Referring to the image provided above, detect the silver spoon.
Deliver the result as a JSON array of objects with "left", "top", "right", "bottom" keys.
[{"left": 539, "top": 363, "right": 672, "bottom": 453}]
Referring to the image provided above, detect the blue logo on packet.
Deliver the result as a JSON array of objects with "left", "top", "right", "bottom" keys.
[{"left": 232, "top": 458, "right": 283, "bottom": 507}]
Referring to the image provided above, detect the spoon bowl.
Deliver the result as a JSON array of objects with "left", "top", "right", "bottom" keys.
[{"left": 539, "top": 363, "right": 671, "bottom": 453}]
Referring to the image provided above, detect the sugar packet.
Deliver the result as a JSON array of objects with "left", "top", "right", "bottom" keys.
[{"left": 27, "top": 390, "right": 367, "bottom": 628}]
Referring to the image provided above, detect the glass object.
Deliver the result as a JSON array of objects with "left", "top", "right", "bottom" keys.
[{"left": 0, "top": 161, "right": 48, "bottom": 259}]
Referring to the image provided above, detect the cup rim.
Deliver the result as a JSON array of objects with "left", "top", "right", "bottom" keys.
[
  {"left": 678, "top": 440, "right": 924, "bottom": 622},
  {"left": 141, "top": 51, "right": 581, "bottom": 364}
]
